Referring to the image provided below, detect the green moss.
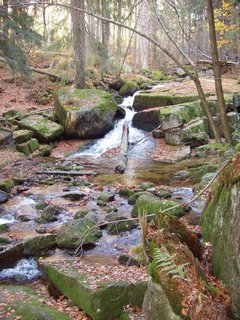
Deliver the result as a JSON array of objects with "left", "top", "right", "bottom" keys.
[
  {"left": 119, "top": 81, "right": 139, "bottom": 97},
  {"left": 13, "top": 129, "right": 33, "bottom": 143},
  {"left": 0, "top": 179, "right": 14, "bottom": 192}
]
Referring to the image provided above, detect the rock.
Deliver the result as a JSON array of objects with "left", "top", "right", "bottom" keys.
[
  {"left": 39, "top": 144, "right": 53, "bottom": 156},
  {"left": 106, "top": 215, "right": 136, "bottom": 234},
  {"left": 131, "top": 194, "right": 186, "bottom": 219},
  {"left": 0, "top": 190, "right": 8, "bottom": 203},
  {"left": 0, "top": 243, "right": 24, "bottom": 270},
  {"left": 118, "top": 254, "right": 140, "bottom": 267},
  {"left": 132, "top": 108, "right": 160, "bottom": 131},
  {"left": 194, "top": 172, "right": 216, "bottom": 194},
  {"left": 155, "top": 188, "right": 172, "bottom": 198},
  {"left": 0, "top": 285, "right": 71, "bottom": 320},
  {"left": 28, "top": 138, "right": 39, "bottom": 153},
  {"left": 201, "top": 155, "right": 240, "bottom": 317},
  {"left": 128, "top": 192, "right": 150, "bottom": 205},
  {"left": 164, "top": 119, "right": 209, "bottom": 146},
  {"left": 143, "top": 279, "right": 180, "bottom": 320},
  {"left": 16, "top": 141, "right": 31, "bottom": 155},
  {"left": 194, "top": 143, "right": 230, "bottom": 157},
  {"left": 56, "top": 217, "right": 102, "bottom": 249},
  {"left": 0, "top": 127, "right": 13, "bottom": 147},
  {"left": 55, "top": 89, "right": 118, "bottom": 138},
  {"left": 175, "top": 67, "right": 186, "bottom": 77},
  {"left": 114, "top": 95, "right": 124, "bottom": 105},
  {"left": 13, "top": 129, "right": 33, "bottom": 143},
  {"left": 42, "top": 205, "right": 63, "bottom": 222},
  {"left": 42, "top": 260, "right": 147, "bottom": 320},
  {"left": 119, "top": 81, "right": 139, "bottom": 97},
  {"left": 0, "top": 179, "right": 14, "bottom": 192},
  {"left": 74, "top": 208, "right": 96, "bottom": 220},
  {"left": 233, "top": 94, "right": 240, "bottom": 112},
  {"left": 227, "top": 112, "right": 240, "bottom": 133},
  {"left": 62, "top": 192, "right": 86, "bottom": 201},
  {"left": 140, "top": 182, "right": 155, "bottom": 191},
  {"left": 118, "top": 188, "right": 135, "bottom": 197},
  {"left": 23, "top": 234, "right": 57, "bottom": 256},
  {"left": 97, "top": 192, "right": 115, "bottom": 205},
  {"left": 19, "top": 115, "right": 64, "bottom": 142},
  {"left": 159, "top": 102, "right": 203, "bottom": 130},
  {"left": 133, "top": 91, "right": 199, "bottom": 112},
  {"left": 2, "top": 109, "right": 22, "bottom": 119},
  {"left": 0, "top": 223, "right": 10, "bottom": 233}
]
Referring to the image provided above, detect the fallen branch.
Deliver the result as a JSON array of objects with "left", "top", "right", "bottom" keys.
[
  {"left": 0, "top": 56, "right": 74, "bottom": 84},
  {"left": 36, "top": 170, "right": 97, "bottom": 176},
  {"left": 115, "top": 122, "right": 129, "bottom": 174}
]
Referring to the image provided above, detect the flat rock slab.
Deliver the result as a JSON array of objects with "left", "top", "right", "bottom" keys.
[{"left": 42, "top": 259, "right": 148, "bottom": 320}]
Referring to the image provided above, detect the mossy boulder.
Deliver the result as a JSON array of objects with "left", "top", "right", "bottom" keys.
[
  {"left": 106, "top": 215, "right": 136, "bottom": 234},
  {"left": 55, "top": 89, "right": 118, "bottom": 139},
  {"left": 56, "top": 217, "right": 102, "bottom": 249},
  {"left": 164, "top": 119, "right": 209, "bottom": 146},
  {"left": 119, "top": 81, "right": 139, "bottom": 97},
  {"left": 194, "top": 172, "right": 216, "bottom": 194},
  {"left": 0, "top": 285, "right": 71, "bottom": 320},
  {"left": 23, "top": 234, "right": 57, "bottom": 256},
  {"left": 159, "top": 102, "right": 203, "bottom": 130},
  {"left": 13, "top": 129, "right": 33, "bottom": 143},
  {"left": 0, "top": 127, "right": 13, "bottom": 147},
  {"left": 41, "top": 205, "right": 63, "bottom": 222},
  {"left": 42, "top": 261, "right": 147, "bottom": 320},
  {"left": 131, "top": 194, "right": 185, "bottom": 219},
  {"left": 19, "top": 115, "right": 64, "bottom": 142},
  {"left": 140, "top": 181, "right": 155, "bottom": 191},
  {"left": 201, "top": 155, "right": 240, "bottom": 317},
  {"left": 0, "top": 190, "right": 8, "bottom": 203},
  {"left": 0, "top": 179, "right": 14, "bottom": 193},
  {"left": 128, "top": 192, "right": 151, "bottom": 205},
  {"left": 97, "top": 192, "right": 115, "bottom": 205},
  {"left": 133, "top": 91, "right": 199, "bottom": 112},
  {"left": 118, "top": 188, "right": 135, "bottom": 197}
]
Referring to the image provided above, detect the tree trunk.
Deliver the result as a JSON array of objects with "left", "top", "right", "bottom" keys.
[
  {"left": 117, "top": 0, "right": 122, "bottom": 58},
  {"left": 206, "top": 0, "right": 232, "bottom": 144},
  {"left": 101, "top": 0, "right": 110, "bottom": 74},
  {"left": 3, "top": 0, "right": 9, "bottom": 39},
  {"left": 115, "top": 122, "right": 129, "bottom": 174},
  {"left": 70, "top": 0, "right": 86, "bottom": 88}
]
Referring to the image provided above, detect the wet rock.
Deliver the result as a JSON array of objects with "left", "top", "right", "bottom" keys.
[
  {"left": 0, "top": 223, "right": 10, "bottom": 233},
  {"left": 62, "top": 192, "right": 86, "bottom": 201},
  {"left": 133, "top": 91, "right": 199, "bottom": 112},
  {"left": 118, "top": 188, "right": 135, "bottom": 197},
  {"left": 23, "top": 234, "right": 57, "bottom": 256},
  {"left": 35, "top": 225, "right": 47, "bottom": 234},
  {"left": 55, "top": 88, "right": 117, "bottom": 139},
  {"left": 19, "top": 115, "right": 64, "bottom": 142},
  {"left": 0, "top": 190, "right": 8, "bottom": 203},
  {"left": 140, "top": 182, "right": 155, "bottom": 191},
  {"left": 16, "top": 205, "right": 36, "bottom": 221},
  {"left": 0, "top": 179, "right": 14, "bottom": 193},
  {"left": 143, "top": 279, "right": 180, "bottom": 320},
  {"left": 0, "top": 127, "right": 13, "bottom": 147},
  {"left": 155, "top": 188, "right": 172, "bottom": 198},
  {"left": 13, "top": 129, "right": 33, "bottom": 143},
  {"left": 105, "top": 206, "right": 118, "bottom": 213},
  {"left": 0, "top": 285, "right": 71, "bottom": 319},
  {"left": 56, "top": 217, "right": 102, "bottom": 249},
  {"left": 41, "top": 205, "right": 63, "bottom": 222},
  {"left": 131, "top": 194, "right": 186, "bottom": 219},
  {"left": 97, "top": 192, "right": 115, "bottom": 206},
  {"left": 42, "top": 261, "right": 147, "bottom": 320},
  {"left": 106, "top": 215, "right": 136, "bottom": 234},
  {"left": 118, "top": 254, "right": 140, "bottom": 267},
  {"left": 128, "top": 192, "right": 150, "bottom": 205},
  {"left": 132, "top": 108, "right": 160, "bottom": 132},
  {"left": 0, "top": 243, "right": 24, "bottom": 270},
  {"left": 119, "top": 81, "right": 139, "bottom": 97},
  {"left": 74, "top": 208, "right": 96, "bottom": 220}
]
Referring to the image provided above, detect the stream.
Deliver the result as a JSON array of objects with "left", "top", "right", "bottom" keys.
[{"left": 0, "top": 86, "right": 207, "bottom": 282}]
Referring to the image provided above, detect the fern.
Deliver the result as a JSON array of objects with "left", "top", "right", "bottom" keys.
[{"left": 150, "top": 248, "right": 188, "bottom": 280}]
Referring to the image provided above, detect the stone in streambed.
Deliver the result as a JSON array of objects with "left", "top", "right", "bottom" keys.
[
  {"left": 106, "top": 215, "right": 136, "bottom": 234},
  {"left": 0, "top": 179, "right": 14, "bottom": 193},
  {"left": 41, "top": 205, "right": 63, "bottom": 222},
  {"left": 0, "top": 190, "right": 8, "bottom": 203},
  {"left": 23, "top": 234, "right": 57, "bottom": 256},
  {"left": 55, "top": 89, "right": 118, "bottom": 139},
  {"left": 97, "top": 192, "right": 115, "bottom": 206},
  {"left": 119, "top": 81, "right": 139, "bottom": 97}
]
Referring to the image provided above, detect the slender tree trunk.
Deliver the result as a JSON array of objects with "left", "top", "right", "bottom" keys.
[
  {"left": 117, "top": 0, "right": 122, "bottom": 58},
  {"left": 206, "top": 0, "right": 232, "bottom": 144},
  {"left": 101, "top": 0, "right": 110, "bottom": 74},
  {"left": 70, "top": 0, "right": 86, "bottom": 88},
  {"left": 3, "top": 0, "right": 9, "bottom": 39}
]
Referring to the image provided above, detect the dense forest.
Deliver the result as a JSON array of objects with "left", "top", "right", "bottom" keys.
[{"left": 0, "top": 1, "right": 240, "bottom": 319}]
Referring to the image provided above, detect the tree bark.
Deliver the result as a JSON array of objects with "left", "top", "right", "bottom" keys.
[
  {"left": 206, "top": 0, "right": 232, "bottom": 144},
  {"left": 115, "top": 122, "right": 129, "bottom": 174},
  {"left": 70, "top": 0, "right": 86, "bottom": 88}
]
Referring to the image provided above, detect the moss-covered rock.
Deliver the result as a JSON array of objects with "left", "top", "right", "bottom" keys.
[
  {"left": 55, "top": 89, "right": 117, "bottom": 139},
  {"left": 23, "top": 234, "right": 57, "bottom": 256},
  {"left": 19, "top": 115, "right": 64, "bottom": 142},
  {"left": 41, "top": 205, "right": 62, "bottom": 222},
  {"left": 140, "top": 181, "right": 155, "bottom": 191},
  {"left": 165, "top": 119, "right": 209, "bottom": 146},
  {"left": 13, "top": 129, "right": 33, "bottom": 143},
  {"left": 16, "top": 141, "right": 31, "bottom": 155},
  {"left": 131, "top": 194, "right": 185, "bottom": 219},
  {"left": 39, "top": 144, "right": 53, "bottom": 156},
  {"left": 194, "top": 172, "right": 216, "bottom": 194},
  {"left": 133, "top": 91, "right": 199, "bottom": 112},
  {"left": 201, "top": 155, "right": 240, "bottom": 317},
  {"left": 0, "top": 285, "right": 71, "bottom": 320},
  {"left": 28, "top": 138, "right": 39, "bottom": 153},
  {"left": 42, "top": 261, "right": 147, "bottom": 320},
  {"left": 128, "top": 192, "right": 150, "bottom": 205},
  {"left": 56, "top": 217, "right": 102, "bottom": 249},
  {"left": 106, "top": 215, "right": 136, "bottom": 234},
  {"left": 118, "top": 188, "right": 135, "bottom": 197},
  {"left": 0, "top": 179, "right": 14, "bottom": 193},
  {"left": 97, "top": 192, "right": 115, "bottom": 205},
  {"left": 119, "top": 81, "right": 139, "bottom": 97},
  {"left": 195, "top": 143, "right": 231, "bottom": 157},
  {"left": 132, "top": 108, "right": 161, "bottom": 131}
]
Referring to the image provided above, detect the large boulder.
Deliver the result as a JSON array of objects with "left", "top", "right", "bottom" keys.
[
  {"left": 201, "top": 155, "right": 240, "bottom": 318},
  {"left": 132, "top": 108, "right": 161, "bottom": 131},
  {"left": 19, "top": 115, "right": 64, "bottom": 142},
  {"left": 55, "top": 89, "right": 118, "bottom": 138},
  {"left": 42, "top": 260, "right": 147, "bottom": 320},
  {"left": 56, "top": 216, "right": 102, "bottom": 249},
  {"left": 119, "top": 81, "right": 139, "bottom": 97},
  {"left": 133, "top": 91, "right": 199, "bottom": 112}
]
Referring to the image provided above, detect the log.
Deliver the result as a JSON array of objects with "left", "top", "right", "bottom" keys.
[
  {"left": 36, "top": 170, "right": 97, "bottom": 176},
  {"left": 0, "top": 56, "right": 74, "bottom": 84},
  {"left": 115, "top": 122, "right": 129, "bottom": 174}
]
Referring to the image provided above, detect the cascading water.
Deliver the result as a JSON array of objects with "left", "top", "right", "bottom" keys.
[{"left": 71, "top": 91, "right": 153, "bottom": 158}]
